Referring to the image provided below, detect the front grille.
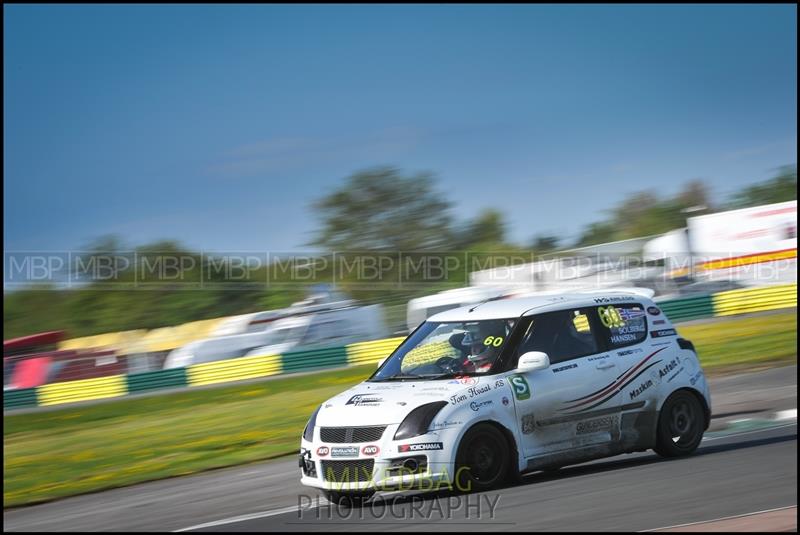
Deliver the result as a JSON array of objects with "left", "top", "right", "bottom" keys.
[
  {"left": 321, "top": 459, "right": 375, "bottom": 482},
  {"left": 320, "top": 426, "right": 386, "bottom": 443}
]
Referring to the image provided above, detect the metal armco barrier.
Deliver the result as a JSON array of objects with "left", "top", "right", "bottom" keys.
[{"left": 4, "top": 284, "right": 796, "bottom": 411}]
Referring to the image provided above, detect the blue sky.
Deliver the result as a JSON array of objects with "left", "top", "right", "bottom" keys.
[{"left": 4, "top": 4, "right": 797, "bottom": 252}]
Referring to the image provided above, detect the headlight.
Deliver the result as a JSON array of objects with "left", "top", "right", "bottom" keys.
[
  {"left": 303, "top": 405, "right": 321, "bottom": 442},
  {"left": 394, "top": 401, "right": 448, "bottom": 440}
]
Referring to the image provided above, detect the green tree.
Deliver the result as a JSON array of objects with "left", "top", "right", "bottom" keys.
[
  {"left": 530, "top": 234, "right": 560, "bottom": 254},
  {"left": 456, "top": 209, "right": 507, "bottom": 248},
  {"left": 576, "top": 221, "right": 618, "bottom": 247},
  {"left": 310, "top": 167, "right": 453, "bottom": 251},
  {"left": 728, "top": 165, "right": 797, "bottom": 208}
]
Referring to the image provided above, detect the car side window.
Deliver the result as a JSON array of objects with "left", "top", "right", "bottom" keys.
[
  {"left": 596, "top": 303, "right": 648, "bottom": 349},
  {"left": 516, "top": 308, "right": 599, "bottom": 365}
]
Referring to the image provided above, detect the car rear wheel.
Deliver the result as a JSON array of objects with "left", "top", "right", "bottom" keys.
[
  {"left": 654, "top": 391, "right": 704, "bottom": 457},
  {"left": 455, "top": 423, "right": 510, "bottom": 492}
]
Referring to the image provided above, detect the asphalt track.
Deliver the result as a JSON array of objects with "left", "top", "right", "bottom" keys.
[{"left": 4, "top": 366, "right": 798, "bottom": 532}]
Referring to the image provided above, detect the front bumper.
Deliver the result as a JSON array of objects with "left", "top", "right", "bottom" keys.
[{"left": 298, "top": 424, "right": 459, "bottom": 493}]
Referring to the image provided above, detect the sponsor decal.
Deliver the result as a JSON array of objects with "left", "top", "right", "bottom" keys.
[
  {"left": 449, "top": 384, "right": 491, "bottom": 405},
  {"left": 467, "top": 384, "right": 491, "bottom": 398},
  {"left": 647, "top": 306, "right": 661, "bottom": 315},
  {"left": 448, "top": 376, "right": 477, "bottom": 386},
  {"left": 657, "top": 358, "right": 680, "bottom": 380},
  {"left": 650, "top": 329, "right": 677, "bottom": 338},
  {"left": 611, "top": 333, "right": 639, "bottom": 344},
  {"left": 316, "top": 446, "right": 330, "bottom": 457},
  {"left": 470, "top": 400, "right": 493, "bottom": 411},
  {"left": 398, "top": 442, "right": 443, "bottom": 452},
  {"left": 361, "top": 445, "right": 380, "bottom": 456},
  {"left": 397, "top": 402, "right": 407, "bottom": 406},
  {"left": 588, "top": 354, "right": 610, "bottom": 361},
  {"left": 594, "top": 296, "right": 636, "bottom": 304},
  {"left": 553, "top": 363, "right": 578, "bottom": 373},
  {"left": 667, "top": 367, "right": 685, "bottom": 383},
  {"left": 430, "top": 420, "right": 463, "bottom": 429},
  {"left": 628, "top": 379, "right": 654, "bottom": 400},
  {"left": 615, "top": 324, "right": 646, "bottom": 334},
  {"left": 346, "top": 394, "right": 384, "bottom": 406},
  {"left": 576, "top": 415, "right": 619, "bottom": 435},
  {"left": 494, "top": 379, "right": 505, "bottom": 388},
  {"left": 690, "top": 370, "right": 704, "bottom": 385},
  {"left": 331, "top": 446, "right": 359, "bottom": 458},
  {"left": 502, "top": 396, "right": 510, "bottom": 406},
  {"left": 509, "top": 374, "right": 531, "bottom": 400},
  {"left": 450, "top": 392, "right": 467, "bottom": 405},
  {"left": 617, "top": 348, "right": 642, "bottom": 356},
  {"left": 652, "top": 319, "right": 667, "bottom": 325},
  {"left": 619, "top": 307, "right": 646, "bottom": 320},
  {"left": 521, "top": 413, "right": 536, "bottom": 434}
]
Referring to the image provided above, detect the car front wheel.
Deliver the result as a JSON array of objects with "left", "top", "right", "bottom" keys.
[
  {"left": 654, "top": 390, "right": 705, "bottom": 457},
  {"left": 454, "top": 423, "right": 510, "bottom": 493}
]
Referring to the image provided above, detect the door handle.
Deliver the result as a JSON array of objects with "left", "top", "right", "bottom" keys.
[{"left": 595, "top": 362, "right": 615, "bottom": 370}]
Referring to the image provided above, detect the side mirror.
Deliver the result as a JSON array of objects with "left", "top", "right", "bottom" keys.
[
  {"left": 377, "top": 357, "right": 387, "bottom": 369},
  {"left": 517, "top": 351, "right": 550, "bottom": 373}
]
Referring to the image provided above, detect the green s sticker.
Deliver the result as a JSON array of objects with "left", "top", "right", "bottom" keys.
[{"left": 509, "top": 374, "right": 531, "bottom": 401}]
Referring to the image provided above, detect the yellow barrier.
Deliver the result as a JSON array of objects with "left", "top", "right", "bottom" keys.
[
  {"left": 139, "top": 317, "right": 227, "bottom": 353},
  {"left": 38, "top": 375, "right": 127, "bottom": 406},
  {"left": 187, "top": 354, "right": 282, "bottom": 387},
  {"left": 713, "top": 283, "right": 798, "bottom": 317},
  {"left": 346, "top": 337, "right": 405, "bottom": 366},
  {"left": 58, "top": 330, "right": 147, "bottom": 353}
]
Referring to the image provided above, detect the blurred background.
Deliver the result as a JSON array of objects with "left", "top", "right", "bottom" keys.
[{"left": 3, "top": 4, "right": 797, "bottom": 521}]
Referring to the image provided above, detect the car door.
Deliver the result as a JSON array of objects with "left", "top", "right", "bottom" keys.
[{"left": 509, "top": 306, "right": 623, "bottom": 459}]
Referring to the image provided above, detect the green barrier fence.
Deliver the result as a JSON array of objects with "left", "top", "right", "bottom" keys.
[
  {"left": 657, "top": 295, "right": 715, "bottom": 322},
  {"left": 3, "top": 388, "right": 38, "bottom": 410},
  {"left": 126, "top": 368, "right": 189, "bottom": 394},
  {"left": 4, "top": 283, "right": 796, "bottom": 411},
  {"left": 281, "top": 346, "right": 349, "bottom": 373}
]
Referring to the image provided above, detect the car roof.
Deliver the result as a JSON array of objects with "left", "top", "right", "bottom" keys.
[{"left": 427, "top": 288, "right": 655, "bottom": 322}]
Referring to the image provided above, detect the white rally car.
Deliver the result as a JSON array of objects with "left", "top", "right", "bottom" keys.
[{"left": 299, "top": 288, "right": 711, "bottom": 504}]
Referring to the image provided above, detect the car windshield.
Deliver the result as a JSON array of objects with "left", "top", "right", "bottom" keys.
[{"left": 370, "top": 319, "right": 518, "bottom": 381}]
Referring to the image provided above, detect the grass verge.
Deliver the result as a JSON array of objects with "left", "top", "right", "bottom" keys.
[
  {"left": 4, "top": 311, "right": 797, "bottom": 507},
  {"left": 3, "top": 364, "right": 375, "bottom": 507},
  {"left": 677, "top": 310, "right": 797, "bottom": 369}
]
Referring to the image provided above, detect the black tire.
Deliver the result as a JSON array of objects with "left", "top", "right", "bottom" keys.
[
  {"left": 654, "top": 391, "right": 705, "bottom": 457},
  {"left": 454, "top": 423, "right": 510, "bottom": 493},
  {"left": 324, "top": 490, "right": 374, "bottom": 507}
]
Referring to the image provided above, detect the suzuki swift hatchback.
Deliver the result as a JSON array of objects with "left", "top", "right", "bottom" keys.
[{"left": 299, "top": 288, "right": 711, "bottom": 504}]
